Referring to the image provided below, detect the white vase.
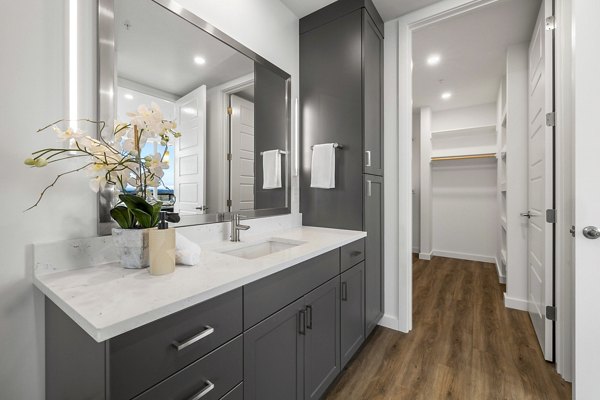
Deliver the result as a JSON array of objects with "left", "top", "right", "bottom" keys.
[{"left": 112, "top": 228, "right": 151, "bottom": 269}]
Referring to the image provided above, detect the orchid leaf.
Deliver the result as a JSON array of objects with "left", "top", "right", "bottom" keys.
[
  {"left": 110, "top": 206, "right": 135, "bottom": 229},
  {"left": 130, "top": 209, "right": 153, "bottom": 229}
]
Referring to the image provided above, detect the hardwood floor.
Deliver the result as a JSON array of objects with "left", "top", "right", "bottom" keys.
[{"left": 325, "top": 256, "right": 571, "bottom": 400}]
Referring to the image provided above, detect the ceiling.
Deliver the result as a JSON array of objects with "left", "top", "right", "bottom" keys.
[
  {"left": 412, "top": 0, "right": 541, "bottom": 111},
  {"left": 115, "top": 0, "right": 253, "bottom": 98},
  {"left": 281, "top": 0, "right": 441, "bottom": 21}
]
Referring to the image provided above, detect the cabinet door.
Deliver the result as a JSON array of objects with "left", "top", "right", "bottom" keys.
[
  {"left": 364, "top": 175, "right": 384, "bottom": 336},
  {"left": 304, "top": 277, "right": 341, "bottom": 400},
  {"left": 363, "top": 11, "right": 383, "bottom": 176},
  {"left": 244, "top": 298, "right": 305, "bottom": 400},
  {"left": 340, "top": 262, "right": 365, "bottom": 368}
]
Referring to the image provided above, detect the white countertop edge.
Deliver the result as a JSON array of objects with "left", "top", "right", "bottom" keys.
[{"left": 35, "top": 229, "right": 367, "bottom": 342}]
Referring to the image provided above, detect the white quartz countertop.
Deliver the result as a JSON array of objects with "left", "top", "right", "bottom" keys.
[{"left": 33, "top": 226, "right": 366, "bottom": 342}]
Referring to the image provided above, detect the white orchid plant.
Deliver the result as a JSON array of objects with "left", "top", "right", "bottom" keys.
[{"left": 25, "top": 103, "right": 181, "bottom": 229}]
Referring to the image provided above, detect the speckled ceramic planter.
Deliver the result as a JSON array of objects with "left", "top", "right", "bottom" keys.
[{"left": 112, "top": 228, "right": 150, "bottom": 269}]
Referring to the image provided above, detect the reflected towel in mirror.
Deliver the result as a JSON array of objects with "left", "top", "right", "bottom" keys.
[
  {"left": 310, "top": 143, "right": 336, "bottom": 189},
  {"left": 262, "top": 149, "right": 282, "bottom": 189}
]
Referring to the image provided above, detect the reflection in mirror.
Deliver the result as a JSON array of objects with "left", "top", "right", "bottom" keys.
[{"left": 100, "top": 0, "right": 290, "bottom": 233}]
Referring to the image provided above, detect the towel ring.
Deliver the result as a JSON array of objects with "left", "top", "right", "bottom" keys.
[{"left": 310, "top": 143, "right": 343, "bottom": 150}]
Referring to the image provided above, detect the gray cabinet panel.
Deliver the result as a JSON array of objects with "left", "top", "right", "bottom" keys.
[
  {"left": 300, "top": 10, "right": 364, "bottom": 230},
  {"left": 340, "top": 262, "right": 365, "bottom": 367},
  {"left": 109, "top": 289, "right": 243, "bottom": 400},
  {"left": 244, "top": 298, "right": 305, "bottom": 400},
  {"left": 363, "top": 11, "right": 384, "bottom": 176},
  {"left": 304, "top": 277, "right": 341, "bottom": 400},
  {"left": 340, "top": 238, "right": 365, "bottom": 272},
  {"left": 364, "top": 175, "right": 384, "bottom": 336},
  {"left": 244, "top": 250, "right": 339, "bottom": 329},
  {"left": 133, "top": 336, "right": 243, "bottom": 400},
  {"left": 221, "top": 383, "right": 243, "bottom": 400}
]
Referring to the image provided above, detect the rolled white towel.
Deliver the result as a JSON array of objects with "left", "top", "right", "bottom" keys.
[{"left": 175, "top": 233, "right": 202, "bottom": 266}]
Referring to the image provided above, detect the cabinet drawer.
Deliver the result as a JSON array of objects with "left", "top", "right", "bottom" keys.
[
  {"left": 221, "top": 383, "right": 243, "bottom": 400},
  {"left": 109, "top": 288, "right": 243, "bottom": 400},
  {"left": 340, "top": 239, "right": 365, "bottom": 272},
  {"left": 244, "top": 250, "right": 339, "bottom": 329},
  {"left": 133, "top": 336, "right": 243, "bottom": 400}
]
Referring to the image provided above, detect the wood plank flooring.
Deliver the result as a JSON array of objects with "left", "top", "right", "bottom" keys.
[{"left": 325, "top": 256, "right": 571, "bottom": 400}]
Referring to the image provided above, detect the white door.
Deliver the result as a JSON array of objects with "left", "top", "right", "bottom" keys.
[
  {"left": 229, "top": 94, "right": 255, "bottom": 212},
  {"left": 526, "top": 0, "right": 554, "bottom": 361},
  {"left": 174, "top": 85, "right": 206, "bottom": 214},
  {"left": 574, "top": 0, "right": 600, "bottom": 397}
]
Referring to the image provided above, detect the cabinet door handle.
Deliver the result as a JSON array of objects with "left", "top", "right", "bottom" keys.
[
  {"left": 365, "top": 150, "right": 372, "bottom": 167},
  {"left": 172, "top": 326, "right": 215, "bottom": 351},
  {"left": 341, "top": 282, "right": 348, "bottom": 301},
  {"left": 306, "top": 305, "right": 313, "bottom": 329},
  {"left": 187, "top": 380, "right": 215, "bottom": 400},
  {"left": 367, "top": 180, "right": 372, "bottom": 197},
  {"left": 350, "top": 250, "right": 362, "bottom": 258},
  {"left": 299, "top": 310, "right": 306, "bottom": 335}
]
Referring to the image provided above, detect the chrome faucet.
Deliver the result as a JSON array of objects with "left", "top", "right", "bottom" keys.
[{"left": 230, "top": 213, "right": 250, "bottom": 242}]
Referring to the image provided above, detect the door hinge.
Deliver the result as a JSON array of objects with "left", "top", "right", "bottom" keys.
[
  {"left": 545, "top": 16, "right": 556, "bottom": 30},
  {"left": 226, "top": 153, "right": 232, "bottom": 161},
  {"left": 570, "top": 225, "right": 576, "bottom": 237},
  {"left": 546, "top": 209, "right": 557, "bottom": 224},
  {"left": 226, "top": 199, "right": 232, "bottom": 207},
  {"left": 546, "top": 112, "right": 556, "bottom": 127},
  {"left": 546, "top": 306, "right": 557, "bottom": 321},
  {"left": 227, "top": 106, "right": 233, "bottom": 115}
]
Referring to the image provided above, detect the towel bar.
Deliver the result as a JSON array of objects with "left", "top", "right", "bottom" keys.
[
  {"left": 260, "top": 149, "right": 288, "bottom": 156},
  {"left": 310, "top": 143, "right": 343, "bottom": 150}
]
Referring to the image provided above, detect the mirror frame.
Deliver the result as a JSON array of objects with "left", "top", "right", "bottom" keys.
[{"left": 97, "top": 0, "right": 292, "bottom": 235}]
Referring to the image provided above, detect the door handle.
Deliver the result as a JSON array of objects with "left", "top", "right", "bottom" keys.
[
  {"left": 299, "top": 310, "right": 306, "bottom": 335},
  {"left": 367, "top": 180, "right": 372, "bottom": 197},
  {"left": 583, "top": 226, "right": 600, "bottom": 240},
  {"left": 365, "top": 150, "right": 372, "bottom": 167},
  {"left": 520, "top": 211, "right": 532, "bottom": 219},
  {"left": 306, "top": 305, "right": 313, "bottom": 329},
  {"left": 341, "top": 282, "right": 348, "bottom": 301}
]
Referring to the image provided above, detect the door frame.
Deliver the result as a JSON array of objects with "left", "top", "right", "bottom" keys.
[{"left": 388, "top": 0, "right": 572, "bottom": 382}]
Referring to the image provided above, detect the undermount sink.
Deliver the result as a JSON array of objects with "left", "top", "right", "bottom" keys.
[{"left": 220, "top": 238, "right": 305, "bottom": 260}]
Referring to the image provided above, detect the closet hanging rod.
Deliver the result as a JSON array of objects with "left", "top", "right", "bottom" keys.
[
  {"left": 259, "top": 149, "right": 288, "bottom": 156},
  {"left": 430, "top": 153, "right": 496, "bottom": 162},
  {"left": 310, "top": 143, "right": 343, "bottom": 150}
]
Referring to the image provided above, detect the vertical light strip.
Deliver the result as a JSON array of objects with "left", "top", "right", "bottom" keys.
[
  {"left": 294, "top": 97, "right": 299, "bottom": 177},
  {"left": 69, "top": 0, "right": 78, "bottom": 131}
]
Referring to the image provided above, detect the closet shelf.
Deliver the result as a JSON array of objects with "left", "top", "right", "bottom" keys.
[{"left": 430, "top": 124, "right": 496, "bottom": 137}]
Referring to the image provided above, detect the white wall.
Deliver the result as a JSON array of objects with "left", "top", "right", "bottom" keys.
[
  {"left": 430, "top": 104, "right": 498, "bottom": 262},
  {"left": 412, "top": 112, "right": 421, "bottom": 253},
  {"left": 0, "top": 1, "right": 299, "bottom": 398}
]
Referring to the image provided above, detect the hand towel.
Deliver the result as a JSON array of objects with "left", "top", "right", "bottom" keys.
[
  {"left": 175, "top": 233, "right": 202, "bottom": 266},
  {"left": 262, "top": 150, "right": 282, "bottom": 189},
  {"left": 310, "top": 143, "right": 336, "bottom": 189}
]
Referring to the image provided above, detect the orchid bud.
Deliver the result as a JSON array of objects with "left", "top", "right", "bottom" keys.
[
  {"left": 24, "top": 158, "right": 36, "bottom": 166},
  {"left": 34, "top": 158, "right": 48, "bottom": 167}
]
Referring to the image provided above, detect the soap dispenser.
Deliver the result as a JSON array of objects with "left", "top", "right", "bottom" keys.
[{"left": 149, "top": 211, "right": 176, "bottom": 276}]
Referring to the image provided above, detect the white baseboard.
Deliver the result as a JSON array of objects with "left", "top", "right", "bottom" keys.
[
  {"left": 495, "top": 257, "right": 506, "bottom": 284},
  {"left": 419, "top": 252, "right": 432, "bottom": 260},
  {"left": 431, "top": 250, "right": 496, "bottom": 264},
  {"left": 504, "top": 293, "right": 529, "bottom": 311},
  {"left": 378, "top": 314, "right": 401, "bottom": 331}
]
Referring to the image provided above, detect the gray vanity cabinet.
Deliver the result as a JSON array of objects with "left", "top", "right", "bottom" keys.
[
  {"left": 300, "top": 0, "right": 385, "bottom": 339},
  {"left": 243, "top": 298, "right": 305, "bottom": 400},
  {"left": 340, "top": 262, "right": 365, "bottom": 368},
  {"left": 304, "top": 277, "right": 341, "bottom": 400},
  {"left": 365, "top": 175, "right": 384, "bottom": 336}
]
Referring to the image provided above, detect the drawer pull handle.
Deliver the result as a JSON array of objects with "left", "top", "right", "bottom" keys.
[
  {"left": 173, "top": 326, "right": 215, "bottom": 351},
  {"left": 350, "top": 251, "right": 362, "bottom": 257},
  {"left": 187, "top": 380, "right": 215, "bottom": 400},
  {"left": 341, "top": 282, "right": 348, "bottom": 301}
]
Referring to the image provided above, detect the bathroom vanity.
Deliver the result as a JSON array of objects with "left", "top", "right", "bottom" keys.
[{"left": 35, "top": 227, "right": 369, "bottom": 400}]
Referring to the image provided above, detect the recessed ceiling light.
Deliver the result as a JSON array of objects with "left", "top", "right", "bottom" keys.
[
  {"left": 124, "top": 93, "right": 134, "bottom": 100},
  {"left": 427, "top": 54, "right": 441, "bottom": 66},
  {"left": 194, "top": 56, "right": 206, "bottom": 65},
  {"left": 441, "top": 92, "right": 452, "bottom": 100}
]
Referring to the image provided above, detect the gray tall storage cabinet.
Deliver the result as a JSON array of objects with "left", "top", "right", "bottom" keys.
[{"left": 300, "top": 0, "right": 384, "bottom": 338}]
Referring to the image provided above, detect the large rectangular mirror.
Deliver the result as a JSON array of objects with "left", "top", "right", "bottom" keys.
[{"left": 98, "top": 0, "right": 291, "bottom": 234}]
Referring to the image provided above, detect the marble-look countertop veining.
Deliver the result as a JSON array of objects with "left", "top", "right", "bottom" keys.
[{"left": 33, "top": 226, "right": 366, "bottom": 342}]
